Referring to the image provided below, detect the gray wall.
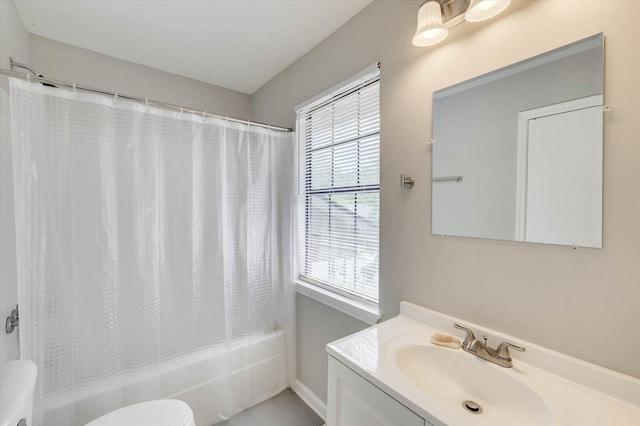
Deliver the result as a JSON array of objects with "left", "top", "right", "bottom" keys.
[
  {"left": 29, "top": 35, "right": 251, "bottom": 119},
  {"left": 251, "top": 0, "right": 640, "bottom": 401},
  {"left": 295, "top": 294, "right": 368, "bottom": 401},
  {"left": 0, "top": 0, "right": 30, "bottom": 363}
]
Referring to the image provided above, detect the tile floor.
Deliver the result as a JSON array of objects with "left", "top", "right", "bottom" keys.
[{"left": 216, "top": 388, "right": 324, "bottom": 426}]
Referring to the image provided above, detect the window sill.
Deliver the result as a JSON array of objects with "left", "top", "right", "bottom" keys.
[{"left": 294, "top": 279, "right": 380, "bottom": 326}]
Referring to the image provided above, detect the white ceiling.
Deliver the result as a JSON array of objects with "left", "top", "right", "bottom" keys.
[{"left": 14, "top": 0, "right": 372, "bottom": 94}]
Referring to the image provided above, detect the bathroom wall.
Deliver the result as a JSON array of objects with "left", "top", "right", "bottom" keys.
[
  {"left": 295, "top": 293, "right": 369, "bottom": 401},
  {"left": 251, "top": 0, "right": 640, "bottom": 402},
  {"left": 0, "top": 0, "right": 30, "bottom": 363},
  {"left": 29, "top": 35, "right": 251, "bottom": 119}
]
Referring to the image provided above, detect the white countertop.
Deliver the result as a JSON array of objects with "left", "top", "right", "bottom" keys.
[{"left": 326, "top": 302, "right": 640, "bottom": 426}]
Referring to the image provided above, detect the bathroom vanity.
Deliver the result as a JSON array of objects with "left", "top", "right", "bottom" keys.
[{"left": 326, "top": 302, "right": 640, "bottom": 426}]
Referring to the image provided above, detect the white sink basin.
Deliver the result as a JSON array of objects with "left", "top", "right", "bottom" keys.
[
  {"left": 395, "top": 344, "right": 551, "bottom": 425},
  {"left": 327, "top": 302, "right": 640, "bottom": 426}
]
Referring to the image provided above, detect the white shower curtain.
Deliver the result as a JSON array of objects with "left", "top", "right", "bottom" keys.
[{"left": 9, "top": 78, "right": 294, "bottom": 425}]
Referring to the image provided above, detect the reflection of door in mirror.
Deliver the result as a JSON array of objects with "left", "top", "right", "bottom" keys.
[
  {"left": 431, "top": 33, "right": 603, "bottom": 247},
  {"left": 515, "top": 96, "right": 603, "bottom": 248}
]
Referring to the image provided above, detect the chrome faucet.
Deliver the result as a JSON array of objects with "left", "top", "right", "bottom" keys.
[{"left": 454, "top": 323, "right": 525, "bottom": 368}]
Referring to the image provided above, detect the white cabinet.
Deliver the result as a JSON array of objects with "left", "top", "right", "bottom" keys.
[{"left": 327, "top": 356, "right": 427, "bottom": 426}]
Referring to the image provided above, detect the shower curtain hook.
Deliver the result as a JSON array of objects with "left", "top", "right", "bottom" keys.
[
  {"left": 72, "top": 82, "right": 77, "bottom": 92},
  {"left": 144, "top": 98, "right": 149, "bottom": 108},
  {"left": 113, "top": 91, "right": 118, "bottom": 102},
  {"left": 202, "top": 110, "right": 207, "bottom": 120},
  {"left": 179, "top": 106, "right": 184, "bottom": 116},
  {"left": 26, "top": 74, "right": 31, "bottom": 83}
]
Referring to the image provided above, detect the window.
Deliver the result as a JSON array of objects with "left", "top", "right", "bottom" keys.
[{"left": 296, "top": 65, "right": 380, "bottom": 305}]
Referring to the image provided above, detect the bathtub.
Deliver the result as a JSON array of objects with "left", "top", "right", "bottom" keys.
[{"left": 42, "top": 331, "right": 289, "bottom": 425}]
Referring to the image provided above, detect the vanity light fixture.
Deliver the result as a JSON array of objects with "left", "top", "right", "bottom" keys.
[
  {"left": 465, "top": 0, "right": 511, "bottom": 22},
  {"left": 412, "top": 1, "right": 449, "bottom": 47},
  {"left": 412, "top": 0, "right": 511, "bottom": 47}
]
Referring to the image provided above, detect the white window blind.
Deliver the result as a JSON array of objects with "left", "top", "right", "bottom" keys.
[{"left": 296, "top": 67, "right": 380, "bottom": 304}]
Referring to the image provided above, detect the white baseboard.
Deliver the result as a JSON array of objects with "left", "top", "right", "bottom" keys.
[{"left": 293, "top": 379, "right": 327, "bottom": 421}]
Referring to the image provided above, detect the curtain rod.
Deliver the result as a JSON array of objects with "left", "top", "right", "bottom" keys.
[{"left": 0, "top": 68, "right": 293, "bottom": 133}]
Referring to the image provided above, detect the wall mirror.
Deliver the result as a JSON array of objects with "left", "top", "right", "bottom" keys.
[{"left": 432, "top": 34, "right": 604, "bottom": 248}]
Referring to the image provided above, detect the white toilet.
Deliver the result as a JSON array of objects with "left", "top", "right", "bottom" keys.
[{"left": 85, "top": 399, "right": 195, "bottom": 426}]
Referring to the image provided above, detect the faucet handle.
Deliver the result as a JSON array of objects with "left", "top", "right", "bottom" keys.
[
  {"left": 496, "top": 341, "right": 526, "bottom": 360},
  {"left": 454, "top": 323, "right": 476, "bottom": 344}
]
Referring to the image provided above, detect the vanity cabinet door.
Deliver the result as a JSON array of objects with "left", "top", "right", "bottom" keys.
[{"left": 327, "top": 357, "right": 426, "bottom": 426}]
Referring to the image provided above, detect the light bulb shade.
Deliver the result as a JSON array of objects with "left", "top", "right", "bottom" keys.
[
  {"left": 465, "top": 0, "right": 511, "bottom": 22},
  {"left": 412, "top": 1, "right": 449, "bottom": 47}
]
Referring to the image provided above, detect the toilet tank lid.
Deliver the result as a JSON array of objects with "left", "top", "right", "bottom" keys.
[{"left": 85, "top": 399, "right": 194, "bottom": 426}]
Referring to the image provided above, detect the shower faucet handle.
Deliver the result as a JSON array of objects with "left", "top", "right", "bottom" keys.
[{"left": 5, "top": 305, "right": 19, "bottom": 334}]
